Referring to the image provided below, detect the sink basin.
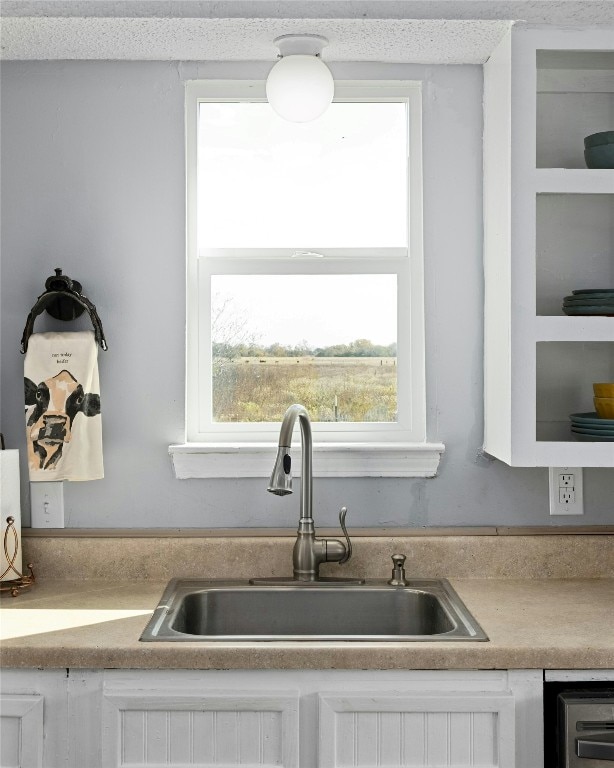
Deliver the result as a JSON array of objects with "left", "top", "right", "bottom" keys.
[{"left": 140, "top": 579, "right": 487, "bottom": 642}]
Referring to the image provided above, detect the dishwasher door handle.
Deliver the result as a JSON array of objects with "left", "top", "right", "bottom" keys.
[{"left": 576, "top": 733, "right": 614, "bottom": 760}]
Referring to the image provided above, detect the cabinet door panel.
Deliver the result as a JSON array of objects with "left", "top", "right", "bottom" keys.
[
  {"left": 1, "top": 712, "right": 21, "bottom": 768},
  {"left": 0, "top": 694, "right": 44, "bottom": 768},
  {"left": 102, "top": 688, "right": 298, "bottom": 768},
  {"left": 319, "top": 692, "right": 514, "bottom": 768}
]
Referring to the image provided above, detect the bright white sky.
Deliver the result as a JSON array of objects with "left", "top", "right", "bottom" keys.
[
  {"left": 212, "top": 274, "right": 397, "bottom": 347},
  {"left": 198, "top": 101, "right": 408, "bottom": 248}
]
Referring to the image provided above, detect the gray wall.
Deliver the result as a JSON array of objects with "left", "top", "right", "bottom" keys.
[{"left": 1, "top": 60, "right": 613, "bottom": 528}]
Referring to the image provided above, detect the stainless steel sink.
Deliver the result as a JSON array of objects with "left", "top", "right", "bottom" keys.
[{"left": 140, "top": 579, "right": 487, "bottom": 642}]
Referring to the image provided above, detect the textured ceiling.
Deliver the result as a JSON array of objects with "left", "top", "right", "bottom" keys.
[
  {"left": 0, "top": 17, "right": 513, "bottom": 63},
  {"left": 1, "top": 1, "right": 613, "bottom": 63},
  {"left": 3, "top": 1, "right": 614, "bottom": 23}
]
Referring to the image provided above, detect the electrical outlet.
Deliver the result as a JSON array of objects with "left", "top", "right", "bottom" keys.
[
  {"left": 30, "top": 482, "right": 65, "bottom": 527},
  {"left": 559, "top": 487, "right": 575, "bottom": 505},
  {"left": 549, "top": 467, "right": 583, "bottom": 515}
]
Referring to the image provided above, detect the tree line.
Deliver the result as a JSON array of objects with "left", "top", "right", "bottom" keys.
[{"left": 213, "top": 339, "right": 397, "bottom": 359}]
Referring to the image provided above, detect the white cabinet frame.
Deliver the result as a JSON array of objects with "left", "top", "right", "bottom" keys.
[{"left": 483, "top": 26, "right": 614, "bottom": 467}]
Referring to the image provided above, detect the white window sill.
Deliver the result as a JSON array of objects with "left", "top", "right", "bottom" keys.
[{"left": 169, "top": 442, "right": 445, "bottom": 479}]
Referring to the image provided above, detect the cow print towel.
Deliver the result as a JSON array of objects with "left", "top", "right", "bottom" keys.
[{"left": 24, "top": 331, "right": 103, "bottom": 481}]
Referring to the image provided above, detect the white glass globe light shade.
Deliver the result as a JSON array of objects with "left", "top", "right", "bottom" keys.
[{"left": 266, "top": 54, "right": 334, "bottom": 123}]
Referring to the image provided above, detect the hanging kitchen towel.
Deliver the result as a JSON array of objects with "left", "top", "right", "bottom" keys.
[{"left": 24, "top": 331, "right": 103, "bottom": 481}]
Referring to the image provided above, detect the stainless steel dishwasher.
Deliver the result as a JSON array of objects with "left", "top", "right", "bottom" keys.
[{"left": 558, "top": 691, "right": 614, "bottom": 766}]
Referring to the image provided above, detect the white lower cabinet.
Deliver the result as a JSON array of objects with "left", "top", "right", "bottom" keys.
[
  {"left": 0, "top": 670, "right": 68, "bottom": 768},
  {"left": 101, "top": 683, "right": 299, "bottom": 768},
  {"left": 1, "top": 668, "right": 543, "bottom": 767},
  {"left": 319, "top": 691, "right": 515, "bottom": 767},
  {"left": 0, "top": 694, "right": 44, "bottom": 768}
]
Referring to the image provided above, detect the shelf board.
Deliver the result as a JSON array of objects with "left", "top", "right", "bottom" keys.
[
  {"left": 537, "top": 67, "right": 614, "bottom": 94},
  {"left": 535, "top": 168, "right": 614, "bottom": 194},
  {"left": 535, "top": 440, "right": 614, "bottom": 467},
  {"left": 535, "top": 315, "right": 614, "bottom": 342}
]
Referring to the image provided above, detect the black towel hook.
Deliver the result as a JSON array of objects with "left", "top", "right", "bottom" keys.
[{"left": 20, "top": 268, "right": 108, "bottom": 354}]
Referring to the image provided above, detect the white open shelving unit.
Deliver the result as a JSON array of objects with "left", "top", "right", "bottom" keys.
[{"left": 484, "top": 27, "right": 614, "bottom": 467}]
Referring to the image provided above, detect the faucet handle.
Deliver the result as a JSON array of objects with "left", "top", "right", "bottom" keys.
[{"left": 338, "top": 506, "right": 352, "bottom": 564}]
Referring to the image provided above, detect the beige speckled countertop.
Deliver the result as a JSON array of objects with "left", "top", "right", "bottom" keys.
[
  {"left": 2, "top": 577, "right": 613, "bottom": 670},
  {"left": 2, "top": 534, "right": 614, "bottom": 670}
]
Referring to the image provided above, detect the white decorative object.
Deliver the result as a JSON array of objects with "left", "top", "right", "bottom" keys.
[
  {"left": 0, "top": 449, "right": 22, "bottom": 582},
  {"left": 266, "top": 34, "right": 334, "bottom": 122}
]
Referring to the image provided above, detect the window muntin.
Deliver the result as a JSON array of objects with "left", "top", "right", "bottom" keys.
[{"left": 186, "top": 81, "right": 424, "bottom": 444}]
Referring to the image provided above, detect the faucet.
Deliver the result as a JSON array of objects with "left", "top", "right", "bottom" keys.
[{"left": 268, "top": 404, "right": 353, "bottom": 582}]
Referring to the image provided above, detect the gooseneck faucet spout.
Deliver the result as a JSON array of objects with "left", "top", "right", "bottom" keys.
[
  {"left": 268, "top": 404, "right": 352, "bottom": 582},
  {"left": 268, "top": 404, "right": 313, "bottom": 522}
]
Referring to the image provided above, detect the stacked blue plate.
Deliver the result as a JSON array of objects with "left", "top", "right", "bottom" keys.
[
  {"left": 570, "top": 412, "right": 614, "bottom": 441},
  {"left": 562, "top": 289, "right": 614, "bottom": 316}
]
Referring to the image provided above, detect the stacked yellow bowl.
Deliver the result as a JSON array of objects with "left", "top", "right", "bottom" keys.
[{"left": 593, "top": 383, "right": 614, "bottom": 419}]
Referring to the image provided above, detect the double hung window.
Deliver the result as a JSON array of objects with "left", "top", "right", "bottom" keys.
[{"left": 179, "top": 80, "right": 437, "bottom": 476}]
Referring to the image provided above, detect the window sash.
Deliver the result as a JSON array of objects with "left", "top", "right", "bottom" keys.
[
  {"left": 194, "top": 256, "right": 413, "bottom": 442},
  {"left": 185, "top": 81, "right": 425, "bottom": 445}
]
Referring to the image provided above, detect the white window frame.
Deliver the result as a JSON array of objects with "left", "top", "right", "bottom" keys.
[{"left": 170, "top": 80, "right": 444, "bottom": 478}]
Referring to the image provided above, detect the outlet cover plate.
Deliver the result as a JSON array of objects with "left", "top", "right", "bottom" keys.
[
  {"left": 30, "top": 482, "right": 65, "bottom": 527},
  {"left": 548, "top": 467, "right": 583, "bottom": 516}
]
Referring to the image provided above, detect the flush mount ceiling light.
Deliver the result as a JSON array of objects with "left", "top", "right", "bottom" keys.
[{"left": 266, "top": 34, "right": 334, "bottom": 123}]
